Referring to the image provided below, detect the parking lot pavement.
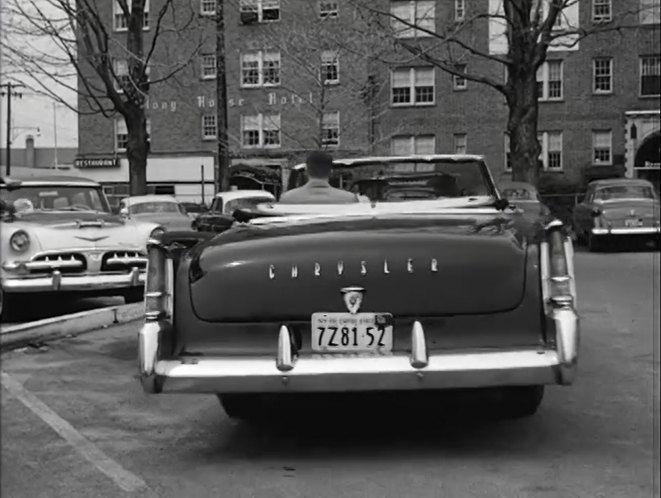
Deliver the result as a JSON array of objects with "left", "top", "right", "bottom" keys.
[{"left": 1, "top": 250, "right": 659, "bottom": 498}]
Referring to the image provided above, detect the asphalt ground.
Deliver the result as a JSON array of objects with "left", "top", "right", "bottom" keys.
[{"left": 1, "top": 246, "right": 659, "bottom": 498}]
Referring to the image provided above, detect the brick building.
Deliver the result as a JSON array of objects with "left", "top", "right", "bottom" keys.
[{"left": 76, "top": 0, "right": 660, "bottom": 200}]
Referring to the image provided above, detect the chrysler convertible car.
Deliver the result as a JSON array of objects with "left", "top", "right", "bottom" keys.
[
  {"left": 572, "top": 178, "right": 660, "bottom": 251},
  {"left": 1, "top": 176, "right": 162, "bottom": 320},
  {"left": 139, "top": 155, "right": 579, "bottom": 421},
  {"left": 119, "top": 195, "right": 194, "bottom": 232}
]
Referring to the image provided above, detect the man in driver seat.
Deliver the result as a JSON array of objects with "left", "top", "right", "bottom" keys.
[{"left": 279, "top": 151, "right": 360, "bottom": 204}]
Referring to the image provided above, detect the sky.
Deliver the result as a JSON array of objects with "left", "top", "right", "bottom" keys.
[{"left": 0, "top": 0, "right": 78, "bottom": 151}]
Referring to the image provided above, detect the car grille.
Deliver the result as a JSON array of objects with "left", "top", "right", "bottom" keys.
[
  {"left": 101, "top": 251, "right": 148, "bottom": 272},
  {"left": 28, "top": 253, "right": 87, "bottom": 274}
]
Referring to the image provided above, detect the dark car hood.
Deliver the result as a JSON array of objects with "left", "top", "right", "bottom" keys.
[{"left": 187, "top": 213, "right": 544, "bottom": 322}]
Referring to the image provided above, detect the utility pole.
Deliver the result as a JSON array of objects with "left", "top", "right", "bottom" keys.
[
  {"left": 215, "top": 0, "right": 230, "bottom": 193},
  {"left": 0, "top": 82, "right": 25, "bottom": 176}
]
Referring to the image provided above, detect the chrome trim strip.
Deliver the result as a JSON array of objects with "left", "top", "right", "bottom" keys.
[
  {"left": 151, "top": 349, "right": 567, "bottom": 394},
  {"left": 591, "top": 227, "right": 661, "bottom": 235},
  {"left": 106, "top": 256, "right": 148, "bottom": 266}
]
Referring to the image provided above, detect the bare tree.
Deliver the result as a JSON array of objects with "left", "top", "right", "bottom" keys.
[
  {"left": 2, "top": 0, "right": 206, "bottom": 195},
  {"left": 349, "top": 0, "right": 647, "bottom": 186}
]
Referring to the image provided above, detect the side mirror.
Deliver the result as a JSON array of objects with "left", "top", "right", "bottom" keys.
[{"left": 119, "top": 207, "right": 129, "bottom": 217}]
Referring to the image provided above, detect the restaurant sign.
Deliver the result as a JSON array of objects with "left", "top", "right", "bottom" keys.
[{"left": 74, "top": 157, "right": 120, "bottom": 169}]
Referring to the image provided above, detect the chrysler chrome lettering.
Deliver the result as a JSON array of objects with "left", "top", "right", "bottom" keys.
[
  {"left": 341, "top": 286, "right": 365, "bottom": 314},
  {"left": 267, "top": 258, "right": 444, "bottom": 279}
]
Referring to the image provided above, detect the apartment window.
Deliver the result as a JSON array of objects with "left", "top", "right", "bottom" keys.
[
  {"left": 320, "top": 0, "right": 338, "bottom": 18},
  {"left": 390, "top": 1, "right": 435, "bottom": 38},
  {"left": 453, "top": 64, "right": 467, "bottom": 90},
  {"left": 240, "top": 0, "right": 280, "bottom": 22},
  {"left": 202, "top": 115, "right": 217, "bottom": 140},
  {"left": 640, "top": 56, "right": 660, "bottom": 96},
  {"left": 113, "top": 0, "right": 149, "bottom": 31},
  {"left": 391, "top": 67, "right": 435, "bottom": 106},
  {"left": 537, "top": 131, "right": 563, "bottom": 171},
  {"left": 455, "top": 0, "right": 465, "bottom": 21},
  {"left": 241, "top": 114, "right": 281, "bottom": 148},
  {"left": 391, "top": 135, "right": 436, "bottom": 155},
  {"left": 240, "top": 51, "right": 280, "bottom": 87},
  {"left": 321, "top": 112, "right": 340, "bottom": 147},
  {"left": 593, "top": 58, "right": 613, "bottom": 94},
  {"left": 321, "top": 51, "right": 340, "bottom": 84},
  {"left": 592, "top": 130, "right": 612, "bottom": 165},
  {"left": 592, "top": 0, "right": 612, "bottom": 22},
  {"left": 201, "top": 53, "right": 216, "bottom": 80},
  {"left": 201, "top": 0, "right": 215, "bottom": 15},
  {"left": 454, "top": 133, "right": 467, "bottom": 154},
  {"left": 504, "top": 133, "right": 512, "bottom": 171},
  {"left": 639, "top": 0, "right": 660, "bottom": 24},
  {"left": 537, "top": 60, "right": 563, "bottom": 100},
  {"left": 115, "top": 118, "right": 150, "bottom": 151}
]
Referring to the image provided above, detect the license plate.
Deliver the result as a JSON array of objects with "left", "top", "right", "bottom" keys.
[
  {"left": 311, "top": 312, "right": 393, "bottom": 353},
  {"left": 625, "top": 218, "right": 642, "bottom": 227}
]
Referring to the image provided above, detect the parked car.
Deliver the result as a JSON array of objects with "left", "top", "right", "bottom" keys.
[
  {"left": 572, "top": 178, "right": 660, "bottom": 251},
  {"left": 139, "top": 155, "right": 579, "bottom": 421},
  {"left": 0, "top": 176, "right": 162, "bottom": 320},
  {"left": 119, "top": 195, "right": 194, "bottom": 232},
  {"left": 180, "top": 202, "right": 209, "bottom": 219},
  {"left": 498, "top": 180, "right": 552, "bottom": 219},
  {"left": 192, "top": 189, "right": 276, "bottom": 232}
]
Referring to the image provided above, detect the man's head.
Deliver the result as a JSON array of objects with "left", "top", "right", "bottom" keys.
[{"left": 306, "top": 151, "right": 333, "bottom": 180}]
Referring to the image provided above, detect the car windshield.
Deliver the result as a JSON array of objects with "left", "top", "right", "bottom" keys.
[
  {"left": 0, "top": 185, "right": 110, "bottom": 213},
  {"left": 224, "top": 196, "right": 274, "bottom": 214},
  {"left": 129, "top": 201, "right": 182, "bottom": 215},
  {"left": 594, "top": 185, "right": 657, "bottom": 200},
  {"left": 501, "top": 187, "right": 539, "bottom": 201},
  {"left": 289, "top": 159, "right": 496, "bottom": 204}
]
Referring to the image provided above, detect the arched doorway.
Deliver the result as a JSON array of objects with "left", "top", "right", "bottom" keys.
[{"left": 634, "top": 131, "right": 660, "bottom": 192}]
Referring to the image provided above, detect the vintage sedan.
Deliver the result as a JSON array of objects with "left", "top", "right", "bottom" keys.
[
  {"left": 498, "top": 180, "right": 552, "bottom": 220},
  {"left": 192, "top": 189, "right": 276, "bottom": 233},
  {"left": 119, "top": 195, "right": 194, "bottom": 232},
  {"left": 572, "top": 178, "right": 660, "bottom": 251},
  {"left": 1, "top": 176, "right": 162, "bottom": 320},
  {"left": 139, "top": 155, "right": 579, "bottom": 421}
]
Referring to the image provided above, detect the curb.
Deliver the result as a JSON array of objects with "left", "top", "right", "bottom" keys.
[{"left": 0, "top": 303, "right": 144, "bottom": 351}]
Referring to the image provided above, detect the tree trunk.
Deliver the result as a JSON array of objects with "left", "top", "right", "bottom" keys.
[
  {"left": 125, "top": 110, "right": 149, "bottom": 196},
  {"left": 216, "top": 0, "right": 230, "bottom": 193}
]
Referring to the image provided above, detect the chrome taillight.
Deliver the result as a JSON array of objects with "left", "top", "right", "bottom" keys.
[
  {"left": 144, "top": 238, "right": 174, "bottom": 321},
  {"left": 541, "top": 220, "right": 577, "bottom": 310}
]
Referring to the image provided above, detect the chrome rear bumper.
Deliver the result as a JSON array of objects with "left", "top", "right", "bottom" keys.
[
  {"left": 139, "top": 306, "right": 579, "bottom": 394},
  {"left": 2, "top": 268, "right": 145, "bottom": 293},
  {"left": 592, "top": 226, "right": 660, "bottom": 235}
]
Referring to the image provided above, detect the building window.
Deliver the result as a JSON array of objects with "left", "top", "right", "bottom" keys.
[
  {"left": 321, "top": 112, "right": 340, "bottom": 147},
  {"left": 241, "top": 114, "right": 281, "bottom": 148},
  {"left": 113, "top": 0, "right": 149, "bottom": 31},
  {"left": 240, "top": 51, "right": 280, "bottom": 87},
  {"left": 320, "top": 0, "right": 338, "bottom": 18},
  {"left": 202, "top": 115, "right": 217, "bottom": 140},
  {"left": 592, "top": 0, "right": 612, "bottom": 22},
  {"left": 201, "top": 53, "right": 216, "bottom": 80},
  {"left": 592, "top": 130, "right": 612, "bottom": 165},
  {"left": 454, "top": 133, "right": 467, "bottom": 154},
  {"left": 538, "top": 131, "right": 563, "bottom": 171},
  {"left": 453, "top": 64, "right": 467, "bottom": 90},
  {"left": 113, "top": 59, "right": 129, "bottom": 92},
  {"left": 537, "top": 60, "right": 563, "bottom": 100},
  {"left": 391, "top": 67, "right": 435, "bottom": 106},
  {"left": 504, "top": 133, "right": 512, "bottom": 171},
  {"left": 640, "top": 55, "right": 660, "bottom": 96},
  {"left": 455, "top": 0, "right": 465, "bottom": 21},
  {"left": 115, "top": 118, "right": 150, "bottom": 152},
  {"left": 390, "top": 1, "right": 435, "bottom": 38},
  {"left": 321, "top": 51, "right": 340, "bottom": 84},
  {"left": 639, "top": 0, "right": 660, "bottom": 24},
  {"left": 593, "top": 58, "right": 613, "bottom": 94},
  {"left": 240, "top": 0, "right": 280, "bottom": 23},
  {"left": 201, "top": 0, "right": 216, "bottom": 15},
  {"left": 391, "top": 135, "right": 436, "bottom": 155}
]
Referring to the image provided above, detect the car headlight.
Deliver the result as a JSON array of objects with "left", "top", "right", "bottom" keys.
[
  {"left": 149, "top": 227, "right": 165, "bottom": 241},
  {"left": 9, "top": 230, "right": 31, "bottom": 253}
]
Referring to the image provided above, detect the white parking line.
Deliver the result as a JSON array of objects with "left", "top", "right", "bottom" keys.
[{"left": 1, "top": 371, "right": 156, "bottom": 496}]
